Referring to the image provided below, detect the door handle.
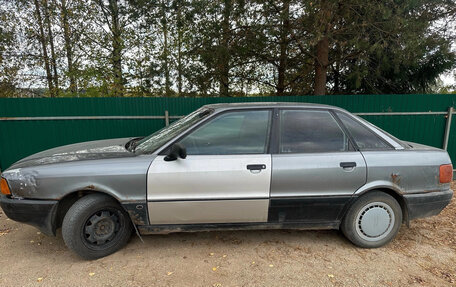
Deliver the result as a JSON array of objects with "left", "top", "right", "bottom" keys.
[
  {"left": 340, "top": 162, "right": 356, "bottom": 168},
  {"left": 247, "top": 164, "right": 266, "bottom": 171}
]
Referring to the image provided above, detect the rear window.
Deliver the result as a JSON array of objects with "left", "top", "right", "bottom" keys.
[{"left": 336, "top": 112, "right": 392, "bottom": 150}]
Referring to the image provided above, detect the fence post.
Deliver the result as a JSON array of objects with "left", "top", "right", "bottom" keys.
[
  {"left": 443, "top": 107, "right": 453, "bottom": 150},
  {"left": 164, "top": 110, "right": 169, "bottom": 127}
]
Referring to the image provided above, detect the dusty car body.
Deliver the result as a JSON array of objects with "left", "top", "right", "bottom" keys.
[{"left": 0, "top": 102, "right": 453, "bottom": 259}]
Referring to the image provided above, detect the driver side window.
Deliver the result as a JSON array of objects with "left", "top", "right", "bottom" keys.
[{"left": 179, "top": 110, "right": 271, "bottom": 155}]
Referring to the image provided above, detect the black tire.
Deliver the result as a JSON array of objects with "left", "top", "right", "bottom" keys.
[
  {"left": 62, "top": 193, "right": 133, "bottom": 260},
  {"left": 341, "top": 191, "right": 402, "bottom": 248}
]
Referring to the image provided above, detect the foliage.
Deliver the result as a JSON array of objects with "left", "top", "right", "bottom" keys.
[{"left": 0, "top": 0, "right": 454, "bottom": 97}]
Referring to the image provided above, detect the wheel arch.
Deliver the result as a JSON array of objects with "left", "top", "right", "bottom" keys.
[
  {"left": 349, "top": 187, "right": 409, "bottom": 226},
  {"left": 55, "top": 189, "right": 131, "bottom": 231}
]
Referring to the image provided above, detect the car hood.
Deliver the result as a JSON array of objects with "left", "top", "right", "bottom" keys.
[{"left": 7, "top": 137, "right": 135, "bottom": 170}]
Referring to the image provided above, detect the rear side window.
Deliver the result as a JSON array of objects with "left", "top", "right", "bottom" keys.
[
  {"left": 336, "top": 112, "right": 392, "bottom": 150},
  {"left": 279, "top": 110, "right": 350, "bottom": 153}
]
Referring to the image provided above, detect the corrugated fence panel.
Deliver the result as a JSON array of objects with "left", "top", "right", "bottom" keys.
[
  {"left": 1, "top": 94, "right": 455, "bottom": 170},
  {"left": 362, "top": 115, "right": 446, "bottom": 149},
  {"left": 447, "top": 115, "right": 456, "bottom": 166}
]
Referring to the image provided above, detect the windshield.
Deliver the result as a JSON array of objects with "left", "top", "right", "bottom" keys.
[{"left": 134, "top": 108, "right": 213, "bottom": 154}]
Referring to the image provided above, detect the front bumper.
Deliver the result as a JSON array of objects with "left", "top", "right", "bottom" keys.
[
  {"left": 404, "top": 189, "right": 453, "bottom": 220},
  {"left": 0, "top": 195, "right": 58, "bottom": 236}
]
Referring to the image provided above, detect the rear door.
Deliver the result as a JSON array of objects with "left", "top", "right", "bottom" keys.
[
  {"left": 147, "top": 109, "right": 273, "bottom": 224},
  {"left": 269, "top": 109, "right": 367, "bottom": 223}
]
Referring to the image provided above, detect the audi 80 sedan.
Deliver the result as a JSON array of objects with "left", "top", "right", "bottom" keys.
[{"left": 0, "top": 103, "right": 453, "bottom": 259}]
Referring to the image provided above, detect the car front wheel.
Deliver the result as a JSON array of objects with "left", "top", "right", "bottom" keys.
[
  {"left": 341, "top": 191, "right": 402, "bottom": 248},
  {"left": 62, "top": 193, "right": 133, "bottom": 260}
]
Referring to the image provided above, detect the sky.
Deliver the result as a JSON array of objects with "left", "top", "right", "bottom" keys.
[{"left": 441, "top": 71, "right": 455, "bottom": 86}]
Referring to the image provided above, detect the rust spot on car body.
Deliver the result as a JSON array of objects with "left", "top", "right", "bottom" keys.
[
  {"left": 127, "top": 210, "right": 146, "bottom": 225},
  {"left": 122, "top": 203, "right": 148, "bottom": 226},
  {"left": 391, "top": 173, "right": 401, "bottom": 185}
]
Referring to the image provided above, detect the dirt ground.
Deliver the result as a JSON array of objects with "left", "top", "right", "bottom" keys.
[{"left": 0, "top": 185, "right": 455, "bottom": 287}]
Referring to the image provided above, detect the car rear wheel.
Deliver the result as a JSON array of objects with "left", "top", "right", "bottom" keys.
[
  {"left": 341, "top": 191, "right": 402, "bottom": 248},
  {"left": 62, "top": 194, "right": 133, "bottom": 260}
]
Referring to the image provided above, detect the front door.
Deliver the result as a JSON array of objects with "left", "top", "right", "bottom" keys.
[{"left": 147, "top": 109, "right": 273, "bottom": 225}]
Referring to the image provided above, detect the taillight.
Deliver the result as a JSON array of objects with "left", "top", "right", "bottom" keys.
[
  {"left": 0, "top": 178, "right": 11, "bottom": 195},
  {"left": 439, "top": 164, "right": 453, "bottom": 183}
]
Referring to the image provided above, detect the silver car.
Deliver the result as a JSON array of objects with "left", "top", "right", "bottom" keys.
[{"left": 0, "top": 103, "right": 453, "bottom": 259}]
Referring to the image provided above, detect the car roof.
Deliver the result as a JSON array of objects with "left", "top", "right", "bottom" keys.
[{"left": 202, "top": 102, "right": 347, "bottom": 112}]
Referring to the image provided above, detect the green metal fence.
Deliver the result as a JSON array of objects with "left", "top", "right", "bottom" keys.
[{"left": 1, "top": 94, "right": 456, "bottom": 171}]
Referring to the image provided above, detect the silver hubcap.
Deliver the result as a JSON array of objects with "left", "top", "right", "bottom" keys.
[{"left": 355, "top": 202, "right": 395, "bottom": 242}]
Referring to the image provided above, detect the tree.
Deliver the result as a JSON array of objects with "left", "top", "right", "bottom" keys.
[
  {"left": 93, "top": 0, "right": 126, "bottom": 96},
  {"left": 0, "top": 0, "right": 455, "bottom": 97},
  {"left": 33, "top": 0, "right": 55, "bottom": 96},
  {"left": 283, "top": 0, "right": 456, "bottom": 95},
  {"left": 59, "top": 0, "right": 77, "bottom": 93},
  {"left": 174, "top": 0, "right": 184, "bottom": 95},
  {"left": 43, "top": 0, "right": 59, "bottom": 94}
]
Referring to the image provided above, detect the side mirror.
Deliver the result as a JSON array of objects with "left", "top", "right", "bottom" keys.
[{"left": 164, "top": 143, "right": 187, "bottom": 161}]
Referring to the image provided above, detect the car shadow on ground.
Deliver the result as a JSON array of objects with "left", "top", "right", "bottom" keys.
[{"left": 35, "top": 227, "right": 352, "bottom": 261}]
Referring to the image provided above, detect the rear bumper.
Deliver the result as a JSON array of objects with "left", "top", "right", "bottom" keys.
[
  {"left": 404, "top": 189, "right": 453, "bottom": 220},
  {"left": 0, "top": 195, "right": 58, "bottom": 236}
]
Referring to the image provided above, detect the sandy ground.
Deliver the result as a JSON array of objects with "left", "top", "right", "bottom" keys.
[{"left": 0, "top": 185, "right": 455, "bottom": 287}]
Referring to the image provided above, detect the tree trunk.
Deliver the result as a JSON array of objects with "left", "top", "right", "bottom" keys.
[
  {"left": 176, "top": 0, "right": 183, "bottom": 95},
  {"left": 219, "top": 0, "right": 231, "bottom": 97},
  {"left": 109, "top": 0, "right": 123, "bottom": 97},
  {"left": 313, "top": 0, "right": 331, "bottom": 95},
  {"left": 60, "top": 0, "right": 77, "bottom": 93},
  {"left": 277, "top": 0, "right": 290, "bottom": 96},
  {"left": 314, "top": 36, "right": 329, "bottom": 95},
  {"left": 33, "top": 0, "right": 54, "bottom": 97},
  {"left": 162, "top": 0, "right": 171, "bottom": 96},
  {"left": 43, "top": 0, "right": 59, "bottom": 95}
]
